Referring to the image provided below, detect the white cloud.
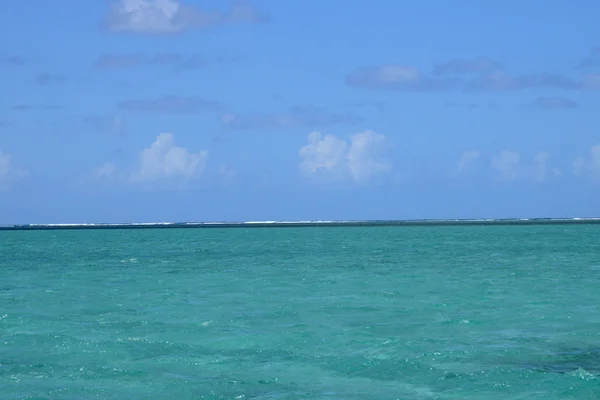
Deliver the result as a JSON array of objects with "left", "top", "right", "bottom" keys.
[
  {"left": 299, "top": 130, "right": 391, "bottom": 183},
  {"left": 490, "top": 150, "right": 559, "bottom": 182},
  {"left": 572, "top": 156, "right": 586, "bottom": 175},
  {"left": 346, "top": 131, "right": 391, "bottom": 182},
  {"left": 455, "top": 150, "right": 480, "bottom": 174},
  {"left": 531, "top": 151, "right": 560, "bottom": 182},
  {"left": 572, "top": 145, "right": 600, "bottom": 180},
  {"left": 130, "top": 133, "right": 208, "bottom": 183},
  {"left": 300, "top": 132, "right": 348, "bottom": 178},
  {"left": 0, "top": 149, "right": 28, "bottom": 190},
  {"left": 92, "top": 133, "right": 208, "bottom": 187},
  {"left": 218, "top": 165, "right": 236, "bottom": 184},
  {"left": 491, "top": 150, "right": 520, "bottom": 182},
  {"left": 106, "top": 0, "right": 267, "bottom": 35},
  {"left": 94, "top": 162, "right": 118, "bottom": 179},
  {"left": 0, "top": 152, "right": 11, "bottom": 181}
]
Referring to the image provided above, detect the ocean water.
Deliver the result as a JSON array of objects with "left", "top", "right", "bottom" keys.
[{"left": 1, "top": 224, "right": 600, "bottom": 399}]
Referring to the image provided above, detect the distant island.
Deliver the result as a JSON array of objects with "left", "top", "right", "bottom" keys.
[{"left": 1, "top": 218, "right": 600, "bottom": 230}]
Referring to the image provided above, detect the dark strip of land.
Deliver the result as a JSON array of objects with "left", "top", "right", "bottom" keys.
[{"left": 1, "top": 218, "right": 600, "bottom": 230}]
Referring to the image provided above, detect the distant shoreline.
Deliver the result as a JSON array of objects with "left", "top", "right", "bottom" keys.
[{"left": 2, "top": 218, "right": 600, "bottom": 231}]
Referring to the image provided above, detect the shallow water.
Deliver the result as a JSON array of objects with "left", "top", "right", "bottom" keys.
[{"left": 1, "top": 225, "right": 600, "bottom": 399}]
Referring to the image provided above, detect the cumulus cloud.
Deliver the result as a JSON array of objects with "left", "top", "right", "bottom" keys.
[
  {"left": 130, "top": 133, "right": 208, "bottom": 183},
  {"left": 221, "top": 105, "right": 363, "bottom": 130},
  {"left": 490, "top": 150, "right": 559, "bottom": 182},
  {"left": 572, "top": 145, "right": 600, "bottom": 180},
  {"left": 92, "top": 133, "right": 208, "bottom": 187},
  {"left": 105, "top": 0, "right": 268, "bottom": 35},
  {"left": 491, "top": 150, "right": 520, "bottom": 182},
  {"left": 531, "top": 151, "right": 560, "bottom": 182},
  {"left": 0, "top": 150, "right": 28, "bottom": 190},
  {"left": 299, "top": 130, "right": 391, "bottom": 183}
]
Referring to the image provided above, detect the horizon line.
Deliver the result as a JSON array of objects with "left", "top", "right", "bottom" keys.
[{"left": 2, "top": 217, "right": 600, "bottom": 231}]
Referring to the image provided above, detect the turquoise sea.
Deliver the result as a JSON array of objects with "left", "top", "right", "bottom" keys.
[{"left": 1, "top": 224, "right": 600, "bottom": 399}]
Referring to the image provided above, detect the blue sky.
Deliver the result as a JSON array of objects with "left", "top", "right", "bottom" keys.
[{"left": 1, "top": 0, "right": 600, "bottom": 224}]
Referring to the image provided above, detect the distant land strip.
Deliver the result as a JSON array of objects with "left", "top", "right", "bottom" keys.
[{"left": 1, "top": 218, "right": 600, "bottom": 230}]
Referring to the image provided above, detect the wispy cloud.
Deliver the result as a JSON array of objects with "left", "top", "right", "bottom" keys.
[
  {"left": 81, "top": 115, "right": 127, "bottom": 135},
  {"left": 346, "top": 65, "right": 459, "bottom": 92},
  {"left": 221, "top": 105, "right": 363, "bottom": 131},
  {"left": 577, "top": 47, "right": 600, "bottom": 69},
  {"left": 93, "top": 162, "right": 118, "bottom": 179},
  {"left": 105, "top": 0, "right": 269, "bottom": 35},
  {"left": 149, "top": 53, "right": 185, "bottom": 65},
  {"left": 345, "top": 101, "right": 387, "bottom": 113},
  {"left": 530, "top": 97, "right": 579, "bottom": 110},
  {"left": 490, "top": 150, "right": 559, "bottom": 183},
  {"left": 455, "top": 150, "right": 480, "bottom": 174},
  {"left": 581, "top": 73, "right": 600, "bottom": 89},
  {"left": 443, "top": 102, "right": 495, "bottom": 110},
  {"left": 347, "top": 57, "right": 599, "bottom": 93},
  {"left": 93, "top": 53, "right": 211, "bottom": 70},
  {"left": 11, "top": 104, "right": 63, "bottom": 111},
  {"left": 433, "top": 57, "right": 501, "bottom": 76},
  {"left": 466, "top": 72, "right": 579, "bottom": 91},
  {"left": 0, "top": 150, "right": 29, "bottom": 191},
  {"left": 573, "top": 145, "right": 600, "bottom": 181},
  {"left": 36, "top": 73, "right": 66, "bottom": 86},
  {"left": 94, "top": 53, "right": 146, "bottom": 69},
  {"left": 172, "top": 54, "right": 205, "bottom": 71},
  {"left": 119, "top": 95, "right": 224, "bottom": 114},
  {"left": 531, "top": 151, "right": 560, "bottom": 183},
  {"left": 3, "top": 56, "right": 28, "bottom": 66},
  {"left": 217, "top": 165, "right": 236, "bottom": 185}
]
